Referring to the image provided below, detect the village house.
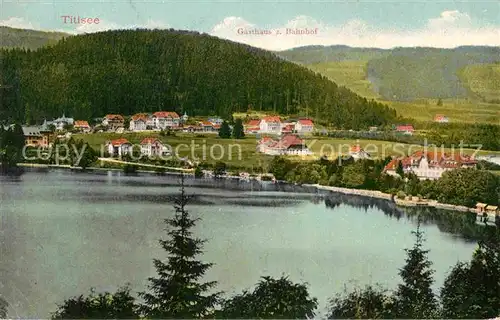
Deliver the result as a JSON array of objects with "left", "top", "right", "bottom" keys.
[
  {"left": 102, "top": 114, "right": 125, "bottom": 131},
  {"left": 153, "top": 111, "right": 180, "bottom": 130},
  {"left": 258, "top": 134, "right": 313, "bottom": 156},
  {"left": 22, "top": 126, "right": 51, "bottom": 148},
  {"left": 395, "top": 125, "right": 415, "bottom": 135},
  {"left": 395, "top": 125, "right": 414, "bottom": 135},
  {"left": 74, "top": 120, "right": 91, "bottom": 133},
  {"left": 259, "top": 116, "right": 282, "bottom": 134},
  {"left": 384, "top": 151, "right": 477, "bottom": 180},
  {"left": 434, "top": 114, "right": 449, "bottom": 123},
  {"left": 140, "top": 138, "right": 169, "bottom": 157},
  {"left": 281, "top": 123, "right": 295, "bottom": 134},
  {"left": 106, "top": 138, "right": 132, "bottom": 157},
  {"left": 349, "top": 145, "right": 371, "bottom": 160},
  {"left": 46, "top": 114, "right": 74, "bottom": 131},
  {"left": 208, "top": 117, "right": 224, "bottom": 125},
  {"left": 244, "top": 119, "right": 261, "bottom": 134},
  {"left": 295, "top": 119, "right": 314, "bottom": 133},
  {"left": 182, "top": 125, "right": 203, "bottom": 133},
  {"left": 200, "top": 121, "right": 215, "bottom": 132},
  {"left": 129, "top": 114, "right": 149, "bottom": 132},
  {"left": 476, "top": 203, "right": 488, "bottom": 214},
  {"left": 486, "top": 205, "right": 499, "bottom": 215}
]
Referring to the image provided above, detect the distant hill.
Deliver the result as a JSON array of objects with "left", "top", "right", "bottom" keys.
[
  {"left": 0, "top": 29, "right": 397, "bottom": 129},
  {"left": 277, "top": 45, "right": 389, "bottom": 64},
  {"left": 459, "top": 63, "right": 500, "bottom": 103},
  {"left": 277, "top": 45, "right": 500, "bottom": 101},
  {"left": 0, "top": 26, "right": 69, "bottom": 50}
]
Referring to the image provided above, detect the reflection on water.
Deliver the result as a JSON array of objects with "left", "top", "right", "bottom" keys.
[{"left": 0, "top": 169, "right": 485, "bottom": 318}]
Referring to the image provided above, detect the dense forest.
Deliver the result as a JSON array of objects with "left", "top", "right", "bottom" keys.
[{"left": 0, "top": 29, "right": 397, "bottom": 129}]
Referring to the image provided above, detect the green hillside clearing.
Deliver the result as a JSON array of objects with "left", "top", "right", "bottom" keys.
[{"left": 459, "top": 63, "right": 500, "bottom": 103}]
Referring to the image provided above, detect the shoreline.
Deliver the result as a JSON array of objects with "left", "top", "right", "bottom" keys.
[{"left": 16, "top": 162, "right": 493, "bottom": 218}]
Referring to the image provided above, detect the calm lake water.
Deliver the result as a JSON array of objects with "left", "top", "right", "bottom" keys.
[{"left": 0, "top": 170, "right": 478, "bottom": 318}]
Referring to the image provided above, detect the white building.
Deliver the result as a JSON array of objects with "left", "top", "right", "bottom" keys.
[
  {"left": 129, "top": 114, "right": 149, "bottom": 131},
  {"left": 259, "top": 116, "right": 282, "bottom": 134},
  {"left": 140, "top": 137, "right": 169, "bottom": 156},
  {"left": 106, "top": 138, "right": 132, "bottom": 157},
  {"left": 295, "top": 119, "right": 314, "bottom": 133},
  {"left": 258, "top": 134, "right": 313, "bottom": 156},
  {"left": 153, "top": 111, "right": 180, "bottom": 130},
  {"left": 384, "top": 151, "right": 477, "bottom": 180}
]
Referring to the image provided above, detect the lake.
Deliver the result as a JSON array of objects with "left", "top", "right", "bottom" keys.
[{"left": 0, "top": 170, "right": 478, "bottom": 318}]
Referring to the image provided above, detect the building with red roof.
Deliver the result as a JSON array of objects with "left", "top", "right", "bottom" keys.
[
  {"left": 434, "top": 114, "right": 449, "bottom": 123},
  {"left": 199, "top": 120, "right": 215, "bottom": 132},
  {"left": 260, "top": 116, "right": 282, "bottom": 134},
  {"left": 129, "top": 113, "right": 151, "bottom": 131},
  {"left": 152, "top": 111, "right": 180, "bottom": 129},
  {"left": 295, "top": 119, "right": 314, "bottom": 133},
  {"left": 258, "top": 134, "right": 313, "bottom": 156},
  {"left": 384, "top": 150, "right": 477, "bottom": 180},
  {"left": 105, "top": 138, "right": 132, "bottom": 157},
  {"left": 349, "top": 145, "right": 371, "bottom": 160},
  {"left": 74, "top": 120, "right": 91, "bottom": 133},
  {"left": 102, "top": 114, "right": 125, "bottom": 131},
  {"left": 244, "top": 119, "right": 261, "bottom": 133},
  {"left": 395, "top": 125, "right": 415, "bottom": 135},
  {"left": 140, "top": 137, "right": 169, "bottom": 156}
]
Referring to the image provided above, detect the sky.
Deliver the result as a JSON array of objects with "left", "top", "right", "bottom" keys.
[{"left": 1, "top": 0, "right": 499, "bottom": 50}]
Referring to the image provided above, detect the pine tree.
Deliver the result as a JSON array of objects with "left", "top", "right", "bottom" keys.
[
  {"left": 140, "top": 174, "right": 220, "bottom": 318},
  {"left": 394, "top": 219, "right": 438, "bottom": 318},
  {"left": 218, "top": 121, "right": 231, "bottom": 139},
  {"left": 232, "top": 118, "right": 245, "bottom": 139}
]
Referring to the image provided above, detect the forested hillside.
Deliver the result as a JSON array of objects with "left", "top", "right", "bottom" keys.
[
  {"left": 278, "top": 45, "right": 500, "bottom": 101},
  {"left": 0, "top": 29, "right": 397, "bottom": 129},
  {"left": 0, "top": 26, "right": 68, "bottom": 50}
]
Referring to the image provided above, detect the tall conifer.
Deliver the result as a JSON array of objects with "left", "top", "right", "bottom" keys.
[{"left": 140, "top": 174, "right": 220, "bottom": 318}]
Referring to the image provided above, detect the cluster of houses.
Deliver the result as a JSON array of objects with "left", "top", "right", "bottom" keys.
[
  {"left": 245, "top": 116, "right": 314, "bottom": 135},
  {"left": 476, "top": 203, "right": 500, "bottom": 220},
  {"left": 257, "top": 134, "right": 313, "bottom": 156},
  {"left": 383, "top": 151, "right": 477, "bottom": 180},
  {"left": 105, "top": 137, "right": 170, "bottom": 157}
]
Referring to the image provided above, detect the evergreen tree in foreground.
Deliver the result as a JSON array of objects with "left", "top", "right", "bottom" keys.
[
  {"left": 140, "top": 174, "right": 221, "bottom": 318},
  {"left": 51, "top": 285, "right": 139, "bottom": 319},
  {"left": 218, "top": 121, "right": 231, "bottom": 139},
  {"left": 218, "top": 276, "right": 318, "bottom": 319},
  {"left": 440, "top": 227, "right": 500, "bottom": 319},
  {"left": 232, "top": 118, "right": 245, "bottom": 139},
  {"left": 394, "top": 219, "right": 438, "bottom": 318}
]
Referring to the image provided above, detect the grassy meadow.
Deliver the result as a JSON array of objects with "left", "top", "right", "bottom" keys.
[{"left": 308, "top": 61, "right": 500, "bottom": 125}]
